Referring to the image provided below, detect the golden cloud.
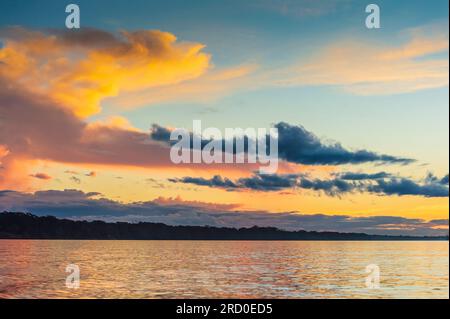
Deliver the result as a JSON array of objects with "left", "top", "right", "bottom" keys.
[
  {"left": 0, "top": 27, "right": 211, "bottom": 117},
  {"left": 108, "top": 63, "right": 258, "bottom": 109}
]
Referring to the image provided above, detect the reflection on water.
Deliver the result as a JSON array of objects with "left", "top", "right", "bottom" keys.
[{"left": 0, "top": 240, "right": 448, "bottom": 298}]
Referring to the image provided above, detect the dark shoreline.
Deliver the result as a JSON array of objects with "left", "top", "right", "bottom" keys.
[{"left": 1, "top": 212, "right": 448, "bottom": 241}]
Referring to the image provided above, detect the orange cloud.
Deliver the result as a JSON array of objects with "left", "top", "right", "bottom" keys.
[
  {"left": 0, "top": 156, "right": 34, "bottom": 190},
  {"left": 379, "top": 23, "right": 449, "bottom": 60},
  {"left": 1, "top": 160, "right": 55, "bottom": 191},
  {"left": 0, "top": 27, "right": 263, "bottom": 190},
  {"left": 86, "top": 116, "right": 141, "bottom": 132},
  {"left": 0, "top": 27, "right": 211, "bottom": 118},
  {"left": 108, "top": 64, "right": 258, "bottom": 109},
  {"left": 275, "top": 22, "right": 449, "bottom": 95}
]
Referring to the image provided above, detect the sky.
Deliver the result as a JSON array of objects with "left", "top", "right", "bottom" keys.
[{"left": 0, "top": 0, "right": 448, "bottom": 236}]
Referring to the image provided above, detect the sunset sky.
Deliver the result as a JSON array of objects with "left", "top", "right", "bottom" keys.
[{"left": 0, "top": 0, "right": 448, "bottom": 236}]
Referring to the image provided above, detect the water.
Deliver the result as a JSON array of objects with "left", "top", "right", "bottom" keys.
[{"left": 0, "top": 240, "right": 448, "bottom": 299}]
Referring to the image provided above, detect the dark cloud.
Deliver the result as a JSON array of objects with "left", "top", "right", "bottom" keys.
[
  {"left": 169, "top": 176, "right": 239, "bottom": 189},
  {"left": 171, "top": 174, "right": 301, "bottom": 192},
  {"left": 425, "top": 173, "right": 449, "bottom": 185},
  {"left": 170, "top": 172, "right": 449, "bottom": 198},
  {"left": 169, "top": 173, "right": 358, "bottom": 195},
  {"left": 150, "top": 124, "right": 251, "bottom": 153},
  {"left": 368, "top": 178, "right": 449, "bottom": 198},
  {"left": 338, "top": 171, "right": 391, "bottom": 180},
  {"left": 274, "top": 122, "right": 414, "bottom": 165},
  {"left": 238, "top": 173, "right": 298, "bottom": 191},
  {"left": 170, "top": 174, "right": 297, "bottom": 192},
  {"left": 298, "top": 177, "right": 356, "bottom": 196},
  {"left": 29, "top": 173, "right": 52, "bottom": 180},
  {"left": 150, "top": 124, "right": 172, "bottom": 143},
  {"left": 0, "top": 189, "right": 447, "bottom": 236},
  {"left": 151, "top": 122, "right": 415, "bottom": 166}
]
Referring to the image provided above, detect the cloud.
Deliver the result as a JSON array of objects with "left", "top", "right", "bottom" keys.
[
  {"left": 0, "top": 27, "right": 211, "bottom": 117},
  {"left": 151, "top": 122, "right": 414, "bottom": 165},
  {"left": 424, "top": 172, "right": 450, "bottom": 186},
  {"left": 169, "top": 175, "right": 239, "bottom": 189},
  {"left": 368, "top": 178, "right": 450, "bottom": 198},
  {"left": 149, "top": 124, "right": 173, "bottom": 142},
  {"left": 153, "top": 196, "right": 242, "bottom": 211},
  {"left": 0, "top": 25, "right": 440, "bottom": 198},
  {"left": 29, "top": 173, "right": 52, "bottom": 180},
  {"left": 170, "top": 173, "right": 356, "bottom": 195},
  {"left": 0, "top": 77, "right": 177, "bottom": 188},
  {"left": 85, "top": 171, "right": 96, "bottom": 177},
  {"left": 108, "top": 64, "right": 257, "bottom": 110},
  {"left": 276, "top": 22, "right": 449, "bottom": 95},
  {"left": 338, "top": 171, "right": 392, "bottom": 180},
  {"left": 274, "top": 122, "right": 414, "bottom": 165},
  {"left": 0, "top": 189, "right": 447, "bottom": 236},
  {"left": 170, "top": 172, "right": 449, "bottom": 198},
  {"left": 297, "top": 176, "right": 355, "bottom": 196},
  {"left": 238, "top": 173, "right": 299, "bottom": 191},
  {"left": 0, "top": 75, "right": 263, "bottom": 189},
  {"left": 0, "top": 75, "right": 433, "bottom": 197}
]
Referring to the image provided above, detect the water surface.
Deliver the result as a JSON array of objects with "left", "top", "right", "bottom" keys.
[{"left": 0, "top": 240, "right": 448, "bottom": 298}]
